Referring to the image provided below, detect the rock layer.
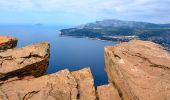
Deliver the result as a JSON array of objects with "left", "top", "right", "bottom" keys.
[
  {"left": 0, "top": 69, "right": 78, "bottom": 100},
  {"left": 0, "top": 42, "right": 50, "bottom": 81},
  {"left": 71, "top": 68, "right": 96, "bottom": 100},
  {"left": 97, "top": 83, "right": 121, "bottom": 100},
  {"left": 0, "top": 36, "right": 17, "bottom": 50},
  {"left": 0, "top": 68, "right": 98, "bottom": 100},
  {"left": 105, "top": 40, "right": 170, "bottom": 100}
]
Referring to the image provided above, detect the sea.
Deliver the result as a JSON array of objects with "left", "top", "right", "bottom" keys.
[{"left": 0, "top": 25, "right": 116, "bottom": 85}]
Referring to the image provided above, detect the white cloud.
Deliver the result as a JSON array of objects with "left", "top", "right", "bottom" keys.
[{"left": 0, "top": 0, "right": 169, "bottom": 23}]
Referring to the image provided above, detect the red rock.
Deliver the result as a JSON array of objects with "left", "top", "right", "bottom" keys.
[
  {"left": 105, "top": 40, "right": 170, "bottom": 100},
  {"left": 0, "top": 36, "right": 17, "bottom": 50}
]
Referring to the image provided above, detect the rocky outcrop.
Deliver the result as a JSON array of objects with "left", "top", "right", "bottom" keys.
[
  {"left": 0, "top": 42, "right": 50, "bottom": 81},
  {"left": 0, "top": 36, "right": 98, "bottom": 100},
  {"left": 71, "top": 68, "right": 96, "bottom": 100},
  {"left": 104, "top": 40, "right": 170, "bottom": 100},
  {"left": 0, "top": 36, "right": 17, "bottom": 50},
  {"left": 97, "top": 83, "right": 121, "bottom": 100},
  {"left": 1, "top": 35, "right": 170, "bottom": 100},
  {"left": 0, "top": 69, "right": 78, "bottom": 100},
  {"left": 0, "top": 68, "right": 98, "bottom": 100}
]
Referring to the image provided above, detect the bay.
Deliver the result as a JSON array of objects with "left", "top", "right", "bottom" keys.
[{"left": 0, "top": 25, "right": 116, "bottom": 85}]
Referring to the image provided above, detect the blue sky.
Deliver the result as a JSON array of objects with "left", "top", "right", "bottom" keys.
[{"left": 0, "top": 0, "right": 170, "bottom": 25}]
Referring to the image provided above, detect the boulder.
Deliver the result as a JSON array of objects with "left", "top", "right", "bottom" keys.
[
  {"left": 97, "top": 83, "right": 121, "bottom": 100},
  {"left": 0, "top": 69, "right": 78, "bottom": 100},
  {"left": 104, "top": 40, "right": 170, "bottom": 100},
  {"left": 0, "top": 36, "right": 17, "bottom": 50},
  {"left": 0, "top": 42, "right": 50, "bottom": 81},
  {"left": 71, "top": 68, "right": 96, "bottom": 100}
]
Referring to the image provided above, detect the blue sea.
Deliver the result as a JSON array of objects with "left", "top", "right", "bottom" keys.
[{"left": 0, "top": 25, "right": 116, "bottom": 85}]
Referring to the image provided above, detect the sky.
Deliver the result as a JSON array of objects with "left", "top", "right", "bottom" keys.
[{"left": 0, "top": 0, "right": 170, "bottom": 25}]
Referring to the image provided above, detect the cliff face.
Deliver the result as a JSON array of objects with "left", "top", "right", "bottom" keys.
[
  {"left": 0, "top": 36, "right": 98, "bottom": 100},
  {"left": 0, "top": 68, "right": 97, "bottom": 100},
  {"left": 72, "top": 68, "right": 96, "bottom": 100},
  {"left": 105, "top": 40, "right": 170, "bottom": 100},
  {"left": 0, "top": 36, "right": 17, "bottom": 50},
  {"left": 0, "top": 42, "right": 50, "bottom": 81},
  {"left": 0, "top": 69, "right": 78, "bottom": 100},
  {"left": 97, "top": 83, "right": 121, "bottom": 100},
  {"left": 1, "top": 35, "right": 170, "bottom": 100}
]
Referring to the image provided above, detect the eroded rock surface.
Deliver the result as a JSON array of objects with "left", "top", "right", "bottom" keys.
[
  {"left": 0, "top": 36, "right": 17, "bottom": 50},
  {"left": 105, "top": 40, "right": 170, "bottom": 100},
  {"left": 0, "top": 69, "right": 78, "bottom": 100},
  {"left": 72, "top": 68, "right": 96, "bottom": 100},
  {"left": 0, "top": 42, "right": 50, "bottom": 81},
  {"left": 0, "top": 67, "right": 98, "bottom": 100},
  {"left": 97, "top": 83, "right": 121, "bottom": 100}
]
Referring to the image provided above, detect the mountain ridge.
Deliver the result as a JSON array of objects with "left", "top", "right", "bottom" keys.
[
  {"left": 75, "top": 19, "right": 170, "bottom": 29},
  {"left": 60, "top": 19, "right": 170, "bottom": 51}
]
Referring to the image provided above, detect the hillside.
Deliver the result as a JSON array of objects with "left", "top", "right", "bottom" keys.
[
  {"left": 76, "top": 19, "right": 170, "bottom": 29},
  {"left": 60, "top": 19, "right": 170, "bottom": 51}
]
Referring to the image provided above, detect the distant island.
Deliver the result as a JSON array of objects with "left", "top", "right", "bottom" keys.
[
  {"left": 60, "top": 19, "right": 170, "bottom": 51},
  {"left": 35, "top": 23, "right": 43, "bottom": 26}
]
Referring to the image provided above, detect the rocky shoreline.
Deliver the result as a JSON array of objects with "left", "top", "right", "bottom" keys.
[
  {"left": 0, "top": 36, "right": 169, "bottom": 100},
  {"left": 59, "top": 33, "right": 170, "bottom": 52}
]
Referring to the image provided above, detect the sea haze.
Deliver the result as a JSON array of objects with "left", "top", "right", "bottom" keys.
[{"left": 0, "top": 25, "right": 115, "bottom": 85}]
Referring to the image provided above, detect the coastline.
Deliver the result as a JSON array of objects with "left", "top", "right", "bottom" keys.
[
  {"left": 59, "top": 31, "right": 170, "bottom": 52},
  {"left": 58, "top": 32, "right": 117, "bottom": 43}
]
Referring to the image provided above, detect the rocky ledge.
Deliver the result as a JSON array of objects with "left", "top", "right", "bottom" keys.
[
  {"left": 72, "top": 68, "right": 96, "bottom": 100},
  {"left": 0, "top": 35, "right": 170, "bottom": 100},
  {"left": 105, "top": 40, "right": 170, "bottom": 100},
  {"left": 0, "top": 69, "right": 78, "bottom": 100},
  {"left": 0, "top": 68, "right": 96, "bottom": 100},
  {"left": 0, "top": 36, "right": 17, "bottom": 50},
  {"left": 97, "top": 83, "right": 121, "bottom": 100},
  {"left": 0, "top": 42, "right": 50, "bottom": 81}
]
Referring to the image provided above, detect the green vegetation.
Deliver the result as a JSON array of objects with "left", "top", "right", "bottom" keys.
[
  {"left": 60, "top": 28, "right": 170, "bottom": 51},
  {"left": 60, "top": 19, "right": 170, "bottom": 51}
]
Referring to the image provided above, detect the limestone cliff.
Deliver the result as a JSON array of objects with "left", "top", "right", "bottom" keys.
[
  {"left": 105, "top": 40, "right": 170, "bottom": 100},
  {"left": 0, "top": 68, "right": 97, "bottom": 100},
  {"left": 97, "top": 83, "right": 121, "bottom": 100},
  {"left": 0, "top": 36, "right": 17, "bottom": 50},
  {"left": 72, "top": 68, "right": 96, "bottom": 100},
  {"left": 0, "top": 69, "right": 78, "bottom": 100},
  {"left": 1, "top": 35, "right": 170, "bottom": 100},
  {"left": 0, "top": 42, "right": 50, "bottom": 81}
]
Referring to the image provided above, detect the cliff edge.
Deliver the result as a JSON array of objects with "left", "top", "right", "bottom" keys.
[
  {"left": 1, "top": 35, "right": 170, "bottom": 100},
  {"left": 0, "top": 36, "right": 17, "bottom": 50},
  {"left": 105, "top": 40, "right": 170, "bottom": 100}
]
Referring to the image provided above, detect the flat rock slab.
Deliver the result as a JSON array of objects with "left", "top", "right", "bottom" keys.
[
  {"left": 97, "top": 83, "right": 121, "bottom": 100},
  {"left": 0, "top": 42, "right": 50, "bottom": 81},
  {"left": 0, "top": 69, "right": 78, "bottom": 100},
  {"left": 0, "top": 36, "right": 17, "bottom": 50},
  {"left": 105, "top": 40, "right": 170, "bottom": 100},
  {"left": 72, "top": 68, "right": 96, "bottom": 100}
]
